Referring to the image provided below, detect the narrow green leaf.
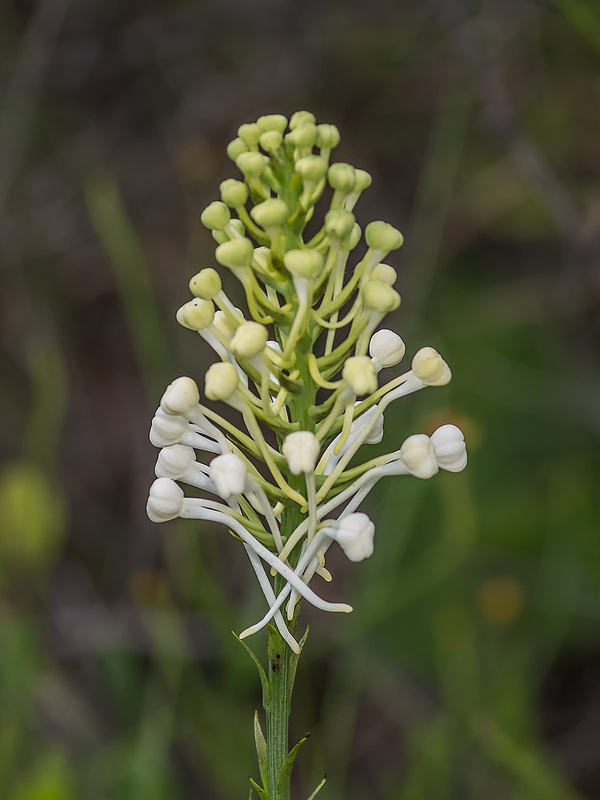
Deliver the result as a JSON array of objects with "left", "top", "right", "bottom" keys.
[
  {"left": 233, "top": 632, "right": 270, "bottom": 710},
  {"left": 287, "top": 626, "right": 309, "bottom": 708},
  {"left": 306, "top": 775, "right": 327, "bottom": 800},
  {"left": 249, "top": 776, "right": 272, "bottom": 800},
  {"left": 254, "top": 710, "right": 269, "bottom": 794},
  {"left": 266, "top": 624, "right": 284, "bottom": 675},
  {"left": 276, "top": 734, "right": 310, "bottom": 799}
]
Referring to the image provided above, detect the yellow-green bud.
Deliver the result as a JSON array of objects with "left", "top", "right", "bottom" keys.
[
  {"left": 342, "top": 356, "right": 378, "bottom": 396},
  {"left": 365, "top": 221, "right": 404, "bottom": 251},
  {"left": 220, "top": 178, "right": 248, "bottom": 207},
  {"left": 411, "top": 347, "right": 452, "bottom": 386},
  {"left": 316, "top": 123, "right": 340, "bottom": 150},
  {"left": 215, "top": 237, "right": 254, "bottom": 269},
  {"left": 325, "top": 209, "right": 355, "bottom": 239},
  {"left": 341, "top": 223, "right": 362, "bottom": 252},
  {"left": 283, "top": 248, "right": 324, "bottom": 278},
  {"left": 259, "top": 130, "right": 283, "bottom": 152},
  {"left": 200, "top": 201, "right": 231, "bottom": 231},
  {"left": 161, "top": 377, "right": 200, "bottom": 416},
  {"left": 288, "top": 124, "right": 317, "bottom": 149},
  {"left": 236, "top": 151, "right": 268, "bottom": 178},
  {"left": 295, "top": 155, "right": 328, "bottom": 183},
  {"left": 213, "top": 310, "right": 237, "bottom": 339},
  {"left": 328, "top": 163, "right": 356, "bottom": 193},
  {"left": 253, "top": 246, "right": 273, "bottom": 272},
  {"left": 362, "top": 281, "right": 401, "bottom": 313},
  {"left": 354, "top": 169, "right": 372, "bottom": 193},
  {"left": 189, "top": 268, "right": 222, "bottom": 299},
  {"left": 257, "top": 114, "right": 288, "bottom": 133},
  {"left": 230, "top": 321, "right": 268, "bottom": 359},
  {"left": 237, "top": 122, "right": 261, "bottom": 146},
  {"left": 205, "top": 362, "right": 239, "bottom": 401},
  {"left": 250, "top": 198, "right": 289, "bottom": 228},
  {"left": 176, "top": 298, "right": 215, "bottom": 330},
  {"left": 290, "top": 110, "right": 316, "bottom": 129},
  {"left": 370, "top": 263, "right": 397, "bottom": 285},
  {"left": 227, "top": 137, "right": 247, "bottom": 161}
]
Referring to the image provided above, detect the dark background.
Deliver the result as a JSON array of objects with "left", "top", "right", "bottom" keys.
[{"left": 1, "top": 0, "right": 599, "bottom": 798}]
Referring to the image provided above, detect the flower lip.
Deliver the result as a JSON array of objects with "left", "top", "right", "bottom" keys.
[
  {"left": 282, "top": 431, "right": 320, "bottom": 475},
  {"left": 335, "top": 512, "right": 375, "bottom": 562},
  {"left": 430, "top": 424, "right": 467, "bottom": 472},
  {"left": 209, "top": 453, "right": 248, "bottom": 499}
]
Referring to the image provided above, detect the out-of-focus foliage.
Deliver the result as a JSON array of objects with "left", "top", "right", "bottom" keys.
[{"left": 0, "top": 0, "right": 599, "bottom": 798}]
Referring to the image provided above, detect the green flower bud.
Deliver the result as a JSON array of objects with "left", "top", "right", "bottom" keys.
[
  {"left": 295, "top": 155, "right": 328, "bottom": 183},
  {"left": 236, "top": 151, "right": 268, "bottom": 178},
  {"left": 370, "top": 263, "right": 397, "bottom": 285},
  {"left": 362, "top": 281, "right": 401, "bottom": 313},
  {"left": 213, "top": 310, "right": 237, "bottom": 339},
  {"left": 176, "top": 298, "right": 215, "bottom": 330},
  {"left": 257, "top": 114, "right": 288, "bottom": 133},
  {"left": 259, "top": 130, "right": 283, "bottom": 152},
  {"left": 205, "top": 362, "right": 239, "bottom": 401},
  {"left": 283, "top": 248, "right": 324, "bottom": 279},
  {"left": 316, "top": 123, "right": 340, "bottom": 150},
  {"left": 365, "top": 221, "right": 404, "bottom": 251},
  {"left": 290, "top": 111, "right": 316, "bottom": 129},
  {"left": 342, "top": 356, "right": 378, "bottom": 397},
  {"left": 200, "top": 201, "right": 231, "bottom": 231},
  {"left": 288, "top": 124, "right": 317, "bottom": 149},
  {"left": 237, "top": 122, "right": 261, "bottom": 146},
  {"left": 341, "top": 223, "right": 362, "bottom": 252},
  {"left": 253, "top": 246, "right": 273, "bottom": 272},
  {"left": 215, "top": 237, "right": 254, "bottom": 269},
  {"left": 227, "top": 137, "right": 247, "bottom": 161},
  {"left": 328, "top": 163, "right": 356, "bottom": 193},
  {"left": 250, "top": 198, "right": 289, "bottom": 228},
  {"left": 325, "top": 209, "right": 355, "bottom": 239},
  {"left": 230, "top": 321, "right": 268, "bottom": 359},
  {"left": 354, "top": 169, "right": 372, "bottom": 193},
  {"left": 189, "top": 268, "right": 222, "bottom": 299},
  {"left": 220, "top": 178, "right": 248, "bottom": 207}
]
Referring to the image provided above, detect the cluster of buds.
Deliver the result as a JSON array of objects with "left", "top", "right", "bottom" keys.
[{"left": 147, "top": 111, "right": 467, "bottom": 653}]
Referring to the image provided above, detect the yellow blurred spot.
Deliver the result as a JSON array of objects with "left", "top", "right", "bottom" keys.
[{"left": 477, "top": 575, "right": 525, "bottom": 626}]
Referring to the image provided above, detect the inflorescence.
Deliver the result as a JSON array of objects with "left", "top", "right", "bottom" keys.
[{"left": 147, "top": 111, "right": 467, "bottom": 653}]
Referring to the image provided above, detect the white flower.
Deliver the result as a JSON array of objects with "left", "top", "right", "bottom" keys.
[
  {"left": 342, "top": 355, "right": 378, "bottom": 396},
  {"left": 399, "top": 434, "right": 439, "bottom": 479},
  {"left": 369, "top": 329, "right": 406, "bottom": 370},
  {"left": 155, "top": 445, "right": 197, "bottom": 480},
  {"left": 431, "top": 424, "right": 467, "bottom": 472},
  {"left": 150, "top": 410, "right": 189, "bottom": 447},
  {"left": 147, "top": 477, "right": 184, "bottom": 522},
  {"left": 205, "top": 362, "right": 239, "bottom": 401},
  {"left": 282, "top": 431, "right": 320, "bottom": 475},
  {"left": 335, "top": 512, "right": 375, "bottom": 562},
  {"left": 160, "top": 377, "right": 200, "bottom": 416},
  {"left": 209, "top": 453, "right": 248, "bottom": 498},
  {"left": 411, "top": 347, "right": 451, "bottom": 386}
]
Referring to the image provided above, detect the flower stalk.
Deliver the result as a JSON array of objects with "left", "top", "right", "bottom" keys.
[{"left": 146, "top": 110, "right": 467, "bottom": 799}]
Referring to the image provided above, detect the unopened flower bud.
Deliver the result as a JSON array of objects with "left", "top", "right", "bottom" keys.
[
  {"left": 176, "top": 298, "right": 215, "bottom": 330},
  {"left": 369, "top": 329, "right": 406, "bottom": 368},
  {"left": 282, "top": 431, "right": 320, "bottom": 475},
  {"left": 220, "top": 178, "right": 248, "bottom": 207},
  {"left": 236, "top": 152, "right": 268, "bottom": 178},
  {"left": 161, "top": 377, "right": 200, "bottom": 416},
  {"left": 399, "top": 434, "right": 438, "bottom": 479},
  {"left": 370, "top": 263, "right": 397, "bottom": 285},
  {"left": 343, "top": 356, "right": 378, "bottom": 396},
  {"left": 200, "top": 201, "right": 231, "bottom": 231},
  {"left": 290, "top": 110, "right": 316, "bottom": 129},
  {"left": 362, "top": 281, "right": 401, "bottom": 313},
  {"left": 156, "top": 445, "right": 196, "bottom": 480},
  {"left": 237, "top": 122, "right": 261, "bottom": 146},
  {"left": 259, "top": 130, "right": 283, "bottom": 152},
  {"left": 257, "top": 114, "right": 288, "bottom": 133},
  {"left": 227, "top": 138, "right": 247, "bottom": 161},
  {"left": 210, "top": 453, "right": 248, "bottom": 499},
  {"left": 430, "top": 425, "right": 467, "bottom": 472},
  {"left": 341, "top": 223, "right": 362, "bottom": 252},
  {"left": 147, "top": 477, "right": 184, "bottom": 523},
  {"left": 365, "top": 221, "right": 404, "bottom": 251},
  {"left": 354, "top": 169, "right": 372, "bottom": 193},
  {"left": 253, "top": 247, "right": 273, "bottom": 272},
  {"left": 283, "top": 248, "right": 323, "bottom": 278},
  {"left": 250, "top": 198, "right": 289, "bottom": 228},
  {"left": 325, "top": 209, "right": 355, "bottom": 240},
  {"left": 205, "top": 362, "right": 239, "bottom": 401},
  {"left": 215, "top": 237, "right": 254, "bottom": 269},
  {"left": 316, "top": 123, "right": 340, "bottom": 150},
  {"left": 189, "top": 268, "right": 222, "bottom": 300},
  {"left": 364, "top": 412, "right": 384, "bottom": 444},
  {"left": 411, "top": 347, "right": 452, "bottom": 386},
  {"left": 212, "top": 310, "right": 237, "bottom": 340},
  {"left": 335, "top": 512, "right": 375, "bottom": 562},
  {"left": 230, "top": 321, "right": 268, "bottom": 359},
  {"left": 289, "top": 123, "right": 318, "bottom": 149},
  {"left": 150, "top": 410, "right": 188, "bottom": 448},
  {"left": 295, "top": 155, "right": 328, "bottom": 183},
  {"left": 328, "top": 163, "right": 356, "bottom": 193}
]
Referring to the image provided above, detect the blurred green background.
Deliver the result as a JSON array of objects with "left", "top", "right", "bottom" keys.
[{"left": 1, "top": 0, "right": 599, "bottom": 798}]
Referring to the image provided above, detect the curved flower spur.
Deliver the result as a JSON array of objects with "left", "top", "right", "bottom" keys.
[{"left": 146, "top": 111, "right": 467, "bottom": 799}]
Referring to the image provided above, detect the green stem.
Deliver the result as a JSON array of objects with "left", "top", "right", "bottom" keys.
[{"left": 266, "top": 614, "right": 294, "bottom": 799}]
